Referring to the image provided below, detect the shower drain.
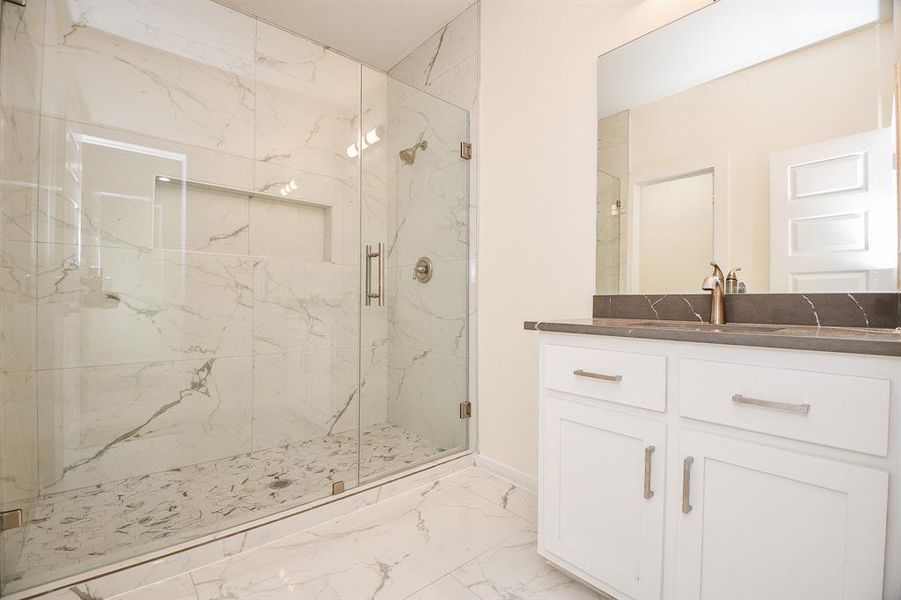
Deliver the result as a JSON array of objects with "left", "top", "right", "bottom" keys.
[{"left": 268, "top": 479, "right": 293, "bottom": 490}]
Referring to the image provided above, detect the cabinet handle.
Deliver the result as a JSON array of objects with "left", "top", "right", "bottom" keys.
[
  {"left": 573, "top": 369, "right": 622, "bottom": 382},
  {"left": 732, "top": 394, "right": 810, "bottom": 415},
  {"left": 681, "top": 456, "right": 694, "bottom": 514},
  {"left": 643, "top": 445, "right": 655, "bottom": 499}
]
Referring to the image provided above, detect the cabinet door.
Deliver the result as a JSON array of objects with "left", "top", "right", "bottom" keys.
[
  {"left": 541, "top": 395, "right": 666, "bottom": 600},
  {"left": 675, "top": 430, "right": 888, "bottom": 600}
]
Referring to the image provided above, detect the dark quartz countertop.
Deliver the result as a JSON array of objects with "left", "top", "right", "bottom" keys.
[{"left": 524, "top": 318, "right": 901, "bottom": 357}]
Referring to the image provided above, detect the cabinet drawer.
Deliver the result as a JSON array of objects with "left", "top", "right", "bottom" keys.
[
  {"left": 679, "top": 358, "right": 890, "bottom": 456},
  {"left": 544, "top": 344, "right": 666, "bottom": 411}
]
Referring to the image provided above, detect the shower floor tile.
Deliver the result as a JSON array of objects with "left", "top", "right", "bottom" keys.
[{"left": 7, "top": 423, "right": 449, "bottom": 591}]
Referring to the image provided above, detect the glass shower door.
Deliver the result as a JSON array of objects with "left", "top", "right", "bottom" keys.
[
  {"left": 0, "top": 0, "right": 364, "bottom": 594},
  {"left": 0, "top": 0, "right": 43, "bottom": 594},
  {"left": 359, "top": 73, "right": 470, "bottom": 484}
]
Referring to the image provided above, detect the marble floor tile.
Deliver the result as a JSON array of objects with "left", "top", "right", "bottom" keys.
[
  {"left": 447, "top": 468, "right": 537, "bottom": 523},
  {"left": 110, "top": 574, "right": 200, "bottom": 600},
  {"left": 406, "top": 575, "right": 478, "bottom": 599},
  {"left": 25, "top": 466, "right": 599, "bottom": 600},
  {"left": 8, "top": 424, "right": 446, "bottom": 595},
  {"left": 451, "top": 529, "right": 602, "bottom": 600},
  {"left": 191, "top": 478, "right": 527, "bottom": 600}
]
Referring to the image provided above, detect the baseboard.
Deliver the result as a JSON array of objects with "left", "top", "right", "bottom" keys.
[{"left": 474, "top": 454, "right": 538, "bottom": 493}]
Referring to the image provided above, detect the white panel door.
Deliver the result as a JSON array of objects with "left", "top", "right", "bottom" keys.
[
  {"left": 770, "top": 128, "right": 897, "bottom": 292},
  {"left": 674, "top": 430, "right": 888, "bottom": 600},
  {"left": 541, "top": 395, "right": 666, "bottom": 600}
]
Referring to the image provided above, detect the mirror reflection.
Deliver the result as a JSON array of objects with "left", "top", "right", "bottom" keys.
[{"left": 596, "top": 0, "right": 897, "bottom": 294}]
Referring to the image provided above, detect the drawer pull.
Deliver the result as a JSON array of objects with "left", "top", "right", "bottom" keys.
[
  {"left": 732, "top": 394, "right": 810, "bottom": 415},
  {"left": 573, "top": 369, "right": 622, "bottom": 383},
  {"left": 682, "top": 456, "right": 694, "bottom": 514},
  {"left": 643, "top": 445, "right": 655, "bottom": 500}
]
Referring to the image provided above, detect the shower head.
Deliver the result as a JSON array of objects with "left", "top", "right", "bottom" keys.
[{"left": 399, "top": 140, "right": 428, "bottom": 165}]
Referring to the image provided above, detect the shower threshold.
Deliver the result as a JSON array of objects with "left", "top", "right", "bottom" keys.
[{"left": 3, "top": 423, "right": 462, "bottom": 598}]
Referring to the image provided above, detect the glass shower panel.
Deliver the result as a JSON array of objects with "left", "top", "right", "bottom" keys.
[
  {"left": 359, "top": 74, "right": 470, "bottom": 484},
  {"left": 0, "top": 0, "right": 44, "bottom": 594},
  {"left": 0, "top": 0, "right": 362, "bottom": 594}
]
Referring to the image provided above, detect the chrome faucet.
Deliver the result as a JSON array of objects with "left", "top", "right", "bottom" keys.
[{"left": 701, "top": 262, "right": 726, "bottom": 325}]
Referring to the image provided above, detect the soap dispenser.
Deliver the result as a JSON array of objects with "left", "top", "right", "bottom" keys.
[{"left": 725, "top": 267, "right": 742, "bottom": 294}]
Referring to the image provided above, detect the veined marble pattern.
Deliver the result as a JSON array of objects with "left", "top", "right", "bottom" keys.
[
  {"left": 387, "top": 345, "right": 467, "bottom": 451},
  {"left": 0, "top": 240, "right": 37, "bottom": 372},
  {"left": 386, "top": 2, "right": 477, "bottom": 468},
  {"left": 388, "top": 3, "right": 478, "bottom": 113},
  {"left": 9, "top": 423, "right": 449, "bottom": 594},
  {"left": 388, "top": 259, "right": 468, "bottom": 359},
  {"left": 256, "top": 20, "right": 359, "bottom": 100},
  {"left": 0, "top": 371, "right": 38, "bottom": 506},
  {"left": 252, "top": 257, "right": 358, "bottom": 355},
  {"left": 38, "top": 355, "right": 253, "bottom": 493},
  {"left": 0, "top": 110, "right": 41, "bottom": 243},
  {"left": 58, "top": 468, "right": 596, "bottom": 600},
  {"left": 36, "top": 245, "right": 254, "bottom": 370},
  {"left": 384, "top": 74, "right": 470, "bottom": 452},
  {"left": 254, "top": 38, "right": 360, "bottom": 183},
  {"left": 0, "top": 0, "right": 44, "bottom": 588},
  {"left": 41, "top": 0, "right": 256, "bottom": 157},
  {"left": 389, "top": 160, "right": 469, "bottom": 267}
]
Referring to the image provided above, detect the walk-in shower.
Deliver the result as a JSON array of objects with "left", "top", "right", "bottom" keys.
[{"left": 0, "top": 0, "right": 471, "bottom": 595}]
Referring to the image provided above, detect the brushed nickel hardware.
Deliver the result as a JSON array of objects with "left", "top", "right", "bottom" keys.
[
  {"left": 459, "top": 401, "right": 472, "bottom": 419},
  {"left": 460, "top": 142, "right": 473, "bottom": 160},
  {"left": 573, "top": 369, "right": 622, "bottom": 382},
  {"left": 414, "top": 256, "right": 433, "bottom": 283},
  {"left": 0, "top": 509, "right": 23, "bottom": 531},
  {"left": 681, "top": 457, "right": 694, "bottom": 514},
  {"left": 365, "top": 243, "right": 384, "bottom": 306},
  {"left": 643, "top": 445, "right": 655, "bottom": 500},
  {"left": 331, "top": 481, "right": 345, "bottom": 495},
  {"left": 725, "top": 267, "right": 742, "bottom": 294},
  {"left": 732, "top": 393, "right": 810, "bottom": 415},
  {"left": 701, "top": 262, "right": 726, "bottom": 324},
  {"left": 399, "top": 140, "right": 427, "bottom": 165}
]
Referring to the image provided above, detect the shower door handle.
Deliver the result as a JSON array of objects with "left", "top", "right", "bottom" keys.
[{"left": 365, "top": 243, "right": 384, "bottom": 307}]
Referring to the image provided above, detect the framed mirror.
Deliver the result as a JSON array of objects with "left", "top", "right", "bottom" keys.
[{"left": 596, "top": 0, "right": 898, "bottom": 294}]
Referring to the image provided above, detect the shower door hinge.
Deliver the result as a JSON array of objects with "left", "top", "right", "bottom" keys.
[
  {"left": 331, "top": 481, "right": 345, "bottom": 495},
  {"left": 3, "top": 0, "right": 27, "bottom": 7},
  {"left": 0, "top": 509, "right": 23, "bottom": 531},
  {"left": 460, "top": 142, "right": 472, "bottom": 160},
  {"left": 459, "top": 401, "right": 472, "bottom": 419}
]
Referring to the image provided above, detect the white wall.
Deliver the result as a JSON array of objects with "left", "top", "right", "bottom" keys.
[
  {"left": 477, "top": 0, "right": 709, "bottom": 478},
  {"left": 637, "top": 171, "right": 714, "bottom": 293}
]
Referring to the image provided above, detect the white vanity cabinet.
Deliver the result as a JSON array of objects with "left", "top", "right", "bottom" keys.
[
  {"left": 674, "top": 431, "right": 887, "bottom": 600},
  {"left": 537, "top": 332, "right": 900, "bottom": 600},
  {"left": 543, "top": 396, "right": 666, "bottom": 600}
]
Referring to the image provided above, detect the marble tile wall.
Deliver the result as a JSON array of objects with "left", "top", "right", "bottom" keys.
[
  {"left": 0, "top": 0, "right": 45, "bottom": 586},
  {"left": 0, "top": 0, "right": 371, "bottom": 508},
  {"left": 596, "top": 110, "right": 628, "bottom": 294},
  {"left": 384, "top": 4, "right": 478, "bottom": 451}
]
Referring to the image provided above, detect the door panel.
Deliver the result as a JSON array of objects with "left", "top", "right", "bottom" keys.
[
  {"left": 770, "top": 128, "right": 897, "bottom": 291},
  {"left": 542, "top": 395, "right": 666, "bottom": 600},
  {"left": 675, "top": 430, "right": 888, "bottom": 600}
]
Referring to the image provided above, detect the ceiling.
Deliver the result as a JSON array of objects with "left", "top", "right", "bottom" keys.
[{"left": 222, "top": 0, "right": 474, "bottom": 71}]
